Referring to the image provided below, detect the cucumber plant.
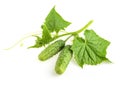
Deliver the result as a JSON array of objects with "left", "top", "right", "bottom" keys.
[{"left": 10, "top": 6, "right": 111, "bottom": 75}]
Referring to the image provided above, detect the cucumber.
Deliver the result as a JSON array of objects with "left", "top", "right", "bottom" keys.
[
  {"left": 38, "top": 40, "right": 65, "bottom": 61},
  {"left": 55, "top": 45, "right": 72, "bottom": 74}
]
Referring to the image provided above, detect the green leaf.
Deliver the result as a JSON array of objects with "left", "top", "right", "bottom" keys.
[
  {"left": 29, "top": 25, "right": 53, "bottom": 48},
  {"left": 44, "top": 6, "right": 71, "bottom": 33},
  {"left": 29, "top": 36, "right": 43, "bottom": 48},
  {"left": 71, "top": 30, "right": 110, "bottom": 67},
  {"left": 41, "top": 25, "right": 53, "bottom": 44}
]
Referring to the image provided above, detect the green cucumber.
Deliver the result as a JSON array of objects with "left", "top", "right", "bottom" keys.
[
  {"left": 38, "top": 40, "right": 65, "bottom": 61},
  {"left": 55, "top": 45, "right": 72, "bottom": 74}
]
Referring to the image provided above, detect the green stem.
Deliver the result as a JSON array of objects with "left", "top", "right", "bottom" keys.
[
  {"left": 64, "top": 35, "right": 73, "bottom": 42},
  {"left": 4, "top": 32, "right": 41, "bottom": 50},
  {"left": 5, "top": 35, "right": 32, "bottom": 50},
  {"left": 75, "top": 20, "right": 93, "bottom": 33},
  {"left": 5, "top": 20, "right": 93, "bottom": 50},
  {"left": 54, "top": 20, "right": 93, "bottom": 39}
]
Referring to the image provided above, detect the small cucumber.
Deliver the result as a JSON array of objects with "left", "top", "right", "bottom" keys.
[
  {"left": 55, "top": 45, "right": 72, "bottom": 74},
  {"left": 38, "top": 40, "right": 65, "bottom": 61}
]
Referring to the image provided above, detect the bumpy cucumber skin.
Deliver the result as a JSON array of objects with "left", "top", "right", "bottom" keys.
[
  {"left": 55, "top": 45, "right": 72, "bottom": 74},
  {"left": 38, "top": 40, "right": 65, "bottom": 61}
]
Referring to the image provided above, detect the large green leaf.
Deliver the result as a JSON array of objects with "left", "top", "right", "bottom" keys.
[
  {"left": 71, "top": 30, "right": 110, "bottom": 67},
  {"left": 44, "top": 6, "right": 71, "bottom": 33}
]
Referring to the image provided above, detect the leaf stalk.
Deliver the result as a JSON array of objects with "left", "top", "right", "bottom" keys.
[{"left": 53, "top": 20, "right": 93, "bottom": 40}]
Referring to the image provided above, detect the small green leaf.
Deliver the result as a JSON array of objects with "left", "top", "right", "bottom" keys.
[
  {"left": 44, "top": 6, "right": 71, "bottom": 33},
  {"left": 29, "top": 36, "right": 43, "bottom": 48},
  {"left": 29, "top": 25, "right": 53, "bottom": 48},
  {"left": 41, "top": 24, "right": 53, "bottom": 44},
  {"left": 71, "top": 30, "right": 110, "bottom": 67}
]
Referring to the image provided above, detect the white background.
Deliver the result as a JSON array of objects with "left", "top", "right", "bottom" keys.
[{"left": 0, "top": 0, "right": 120, "bottom": 85}]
